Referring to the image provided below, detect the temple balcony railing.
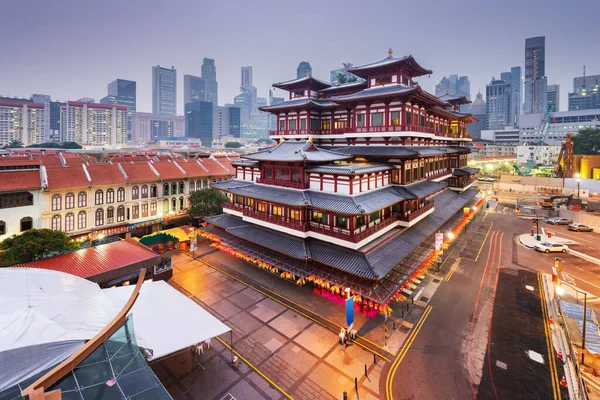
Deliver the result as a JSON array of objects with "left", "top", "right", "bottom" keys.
[
  {"left": 399, "top": 200, "right": 434, "bottom": 222},
  {"left": 270, "top": 125, "right": 459, "bottom": 137},
  {"left": 255, "top": 178, "right": 307, "bottom": 189},
  {"left": 244, "top": 210, "right": 308, "bottom": 232},
  {"left": 311, "top": 213, "right": 400, "bottom": 243},
  {"left": 448, "top": 176, "right": 477, "bottom": 189},
  {"left": 425, "top": 169, "right": 453, "bottom": 180}
]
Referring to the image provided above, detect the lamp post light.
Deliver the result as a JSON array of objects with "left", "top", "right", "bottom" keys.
[
  {"left": 556, "top": 282, "right": 587, "bottom": 365},
  {"left": 575, "top": 173, "right": 581, "bottom": 199}
]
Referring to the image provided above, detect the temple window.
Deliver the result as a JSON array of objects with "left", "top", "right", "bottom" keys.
[
  {"left": 370, "top": 211, "right": 380, "bottom": 221},
  {"left": 336, "top": 217, "right": 347, "bottom": 229},
  {"left": 402, "top": 76, "right": 409, "bottom": 85},
  {"left": 356, "top": 216, "right": 365, "bottom": 228},
  {"left": 311, "top": 211, "right": 327, "bottom": 224},
  {"left": 300, "top": 119, "right": 307, "bottom": 130},
  {"left": 375, "top": 76, "right": 392, "bottom": 85},
  {"left": 371, "top": 113, "right": 383, "bottom": 127},
  {"left": 272, "top": 206, "right": 283, "bottom": 217},
  {"left": 290, "top": 210, "right": 300, "bottom": 220},
  {"left": 321, "top": 119, "right": 330, "bottom": 130},
  {"left": 356, "top": 114, "right": 365, "bottom": 127},
  {"left": 334, "top": 120, "right": 346, "bottom": 129},
  {"left": 391, "top": 111, "right": 400, "bottom": 126},
  {"left": 257, "top": 202, "right": 266, "bottom": 213},
  {"left": 245, "top": 198, "right": 254, "bottom": 208},
  {"left": 292, "top": 91, "right": 303, "bottom": 98},
  {"left": 406, "top": 112, "right": 412, "bottom": 125},
  {"left": 288, "top": 120, "right": 297, "bottom": 130},
  {"left": 311, "top": 118, "right": 319, "bottom": 130},
  {"left": 279, "top": 120, "right": 285, "bottom": 130}
]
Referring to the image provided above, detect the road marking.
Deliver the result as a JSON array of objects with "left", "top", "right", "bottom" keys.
[
  {"left": 385, "top": 305, "right": 432, "bottom": 400},
  {"left": 445, "top": 258, "right": 461, "bottom": 281},
  {"left": 189, "top": 253, "right": 394, "bottom": 361},
  {"left": 216, "top": 337, "right": 294, "bottom": 400},
  {"left": 537, "top": 273, "right": 561, "bottom": 400},
  {"left": 549, "top": 230, "right": 594, "bottom": 244}
]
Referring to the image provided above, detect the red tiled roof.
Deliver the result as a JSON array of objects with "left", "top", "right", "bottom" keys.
[
  {"left": 119, "top": 162, "right": 159, "bottom": 183},
  {"left": 0, "top": 170, "right": 41, "bottom": 191},
  {"left": 0, "top": 158, "right": 41, "bottom": 167},
  {"left": 86, "top": 164, "right": 127, "bottom": 185},
  {"left": 38, "top": 156, "right": 64, "bottom": 167},
  {"left": 176, "top": 160, "right": 210, "bottom": 178},
  {"left": 15, "top": 240, "right": 158, "bottom": 279},
  {"left": 152, "top": 161, "right": 186, "bottom": 180},
  {"left": 199, "top": 159, "right": 232, "bottom": 176},
  {"left": 45, "top": 165, "right": 90, "bottom": 190}
]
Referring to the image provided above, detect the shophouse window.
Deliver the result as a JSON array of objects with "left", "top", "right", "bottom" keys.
[
  {"left": 0, "top": 221, "right": 5, "bottom": 235},
  {"left": 190, "top": 181, "right": 195, "bottom": 192},
  {"left": 171, "top": 182, "right": 177, "bottom": 195},
  {"left": 272, "top": 206, "right": 283, "bottom": 216},
  {"left": 142, "top": 202, "right": 148, "bottom": 218},
  {"left": 203, "top": 179, "right": 208, "bottom": 188},
  {"left": 132, "top": 186, "right": 139, "bottom": 200},
  {"left": 65, "top": 193, "right": 74, "bottom": 209},
  {"left": 78, "top": 211, "right": 86, "bottom": 230},
  {"left": 391, "top": 111, "right": 400, "bottom": 126},
  {"left": 95, "top": 190, "right": 104, "bottom": 205},
  {"left": 179, "top": 197, "right": 184, "bottom": 210},
  {"left": 171, "top": 198, "right": 177, "bottom": 211},
  {"left": 95, "top": 209, "right": 104, "bottom": 226},
  {"left": 117, "top": 206, "right": 125, "bottom": 222},
  {"left": 311, "top": 211, "right": 327, "bottom": 224},
  {"left": 141, "top": 185, "right": 149, "bottom": 199},
  {"left": 52, "top": 194, "right": 62, "bottom": 211},
  {"left": 356, "top": 114, "right": 365, "bottom": 127},
  {"left": 117, "top": 188, "right": 125, "bottom": 202},
  {"left": 336, "top": 216, "right": 347, "bottom": 229},
  {"left": 20, "top": 217, "right": 32, "bottom": 232},
  {"left": 151, "top": 184, "right": 158, "bottom": 197},
  {"left": 371, "top": 113, "right": 383, "bottom": 127},
  {"left": 163, "top": 183, "right": 169, "bottom": 196},
  {"left": 179, "top": 181, "right": 184, "bottom": 194},
  {"left": 106, "top": 189, "right": 114, "bottom": 203},
  {"left": 107, "top": 207, "right": 115, "bottom": 223},
  {"left": 78, "top": 191, "right": 87, "bottom": 207},
  {"left": 132, "top": 204, "right": 139, "bottom": 219},
  {"left": 51, "top": 215, "right": 61, "bottom": 231},
  {"left": 64, "top": 213, "right": 74, "bottom": 232}
]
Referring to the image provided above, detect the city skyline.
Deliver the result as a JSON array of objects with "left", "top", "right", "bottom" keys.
[{"left": 1, "top": 0, "right": 599, "bottom": 115}]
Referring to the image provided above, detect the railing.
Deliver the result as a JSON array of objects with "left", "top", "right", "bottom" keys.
[
  {"left": 426, "top": 169, "right": 452, "bottom": 180},
  {"left": 311, "top": 214, "right": 400, "bottom": 243},
  {"left": 270, "top": 124, "right": 465, "bottom": 137},
  {"left": 256, "top": 178, "right": 307, "bottom": 189},
  {"left": 245, "top": 210, "right": 307, "bottom": 231},
  {"left": 449, "top": 176, "right": 477, "bottom": 189},
  {"left": 353, "top": 215, "right": 400, "bottom": 242},
  {"left": 399, "top": 201, "right": 434, "bottom": 222}
]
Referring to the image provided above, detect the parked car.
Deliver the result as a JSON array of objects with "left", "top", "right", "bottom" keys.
[
  {"left": 534, "top": 242, "right": 568, "bottom": 253},
  {"left": 568, "top": 223, "right": 593, "bottom": 232},
  {"left": 544, "top": 217, "right": 572, "bottom": 225}
]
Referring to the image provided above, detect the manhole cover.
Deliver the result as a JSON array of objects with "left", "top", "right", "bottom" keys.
[{"left": 433, "top": 279, "right": 441, "bottom": 283}]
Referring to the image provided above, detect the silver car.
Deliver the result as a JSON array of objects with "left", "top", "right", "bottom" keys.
[{"left": 568, "top": 223, "right": 593, "bottom": 232}]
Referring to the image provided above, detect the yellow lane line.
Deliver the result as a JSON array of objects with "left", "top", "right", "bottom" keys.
[
  {"left": 473, "top": 223, "right": 494, "bottom": 262},
  {"left": 216, "top": 337, "right": 294, "bottom": 400},
  {"left": 385, "top": 305, "right": 433, "bottom": 400},
  {"left": 537, "top": 273, "right": 560, "bottom": 400},
  {"left": 445, "top": 258, "right": 461, "bottom": 281},
  {"left": 193, "top": 256, "right": 393, "bottom": 362}
]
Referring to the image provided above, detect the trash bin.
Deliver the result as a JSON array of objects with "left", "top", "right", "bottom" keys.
[
  {"left": 536, "top": 235, "right": 541, "bottom": 241},
  {"left": 548, "top": 232, "right": 552, "bottom": 238}
]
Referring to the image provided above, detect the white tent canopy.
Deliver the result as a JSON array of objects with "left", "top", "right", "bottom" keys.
[
  {"left": 103, "top": 281, "right": 231, "bottom": 361},
  {"left": 0, "top": 268, "right": 230, "bottom": 391}
]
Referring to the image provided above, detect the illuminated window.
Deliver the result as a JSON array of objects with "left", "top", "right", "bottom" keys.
[
  {"left": 391, "top": 111, "right": 400, "bottom": 126},
  {"left": 246, "top": 198, "right": 254, "bottom": 208},
  {"left": 272, "top": 206, "right": 283, "bottom": 216},
  {"left": 321, "top": 119, "right": 330, "bottom": 130},
  {"left": 257, "top": 202, "right": 266, "bottom": 212},
  {"left": 311, "top": 211, "right": 327, "bottom": 224},
  {"left": 290, "top": 210, "right": 300, "bottom": 220}
]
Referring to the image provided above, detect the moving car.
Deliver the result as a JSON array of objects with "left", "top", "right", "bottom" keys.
[
  {"left": 544, "top": 217, "right": 573, "bottom": 225},
  {"left": 534, "top": 242, "right": 568, "bottom": 253},
  {"left": 568, "top": 223, "right": 593, "bottom": 232}
]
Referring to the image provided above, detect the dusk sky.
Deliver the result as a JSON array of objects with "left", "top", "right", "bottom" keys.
[{"left": 2, "top": 0, "right": 599, "bottom": 115}]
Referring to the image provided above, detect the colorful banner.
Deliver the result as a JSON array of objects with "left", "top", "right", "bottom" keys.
[
  {"left": 435, "top": 232, "right": 444, "bottom": 251},
  {"left": 345, "top": 296, "right": 355, "bottom": 327}
]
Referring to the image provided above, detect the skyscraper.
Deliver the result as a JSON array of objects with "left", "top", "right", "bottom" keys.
[
  {"left": 100, "top": 79, "right": 136, "bottom": 141},
  {"left": 61, "top": 101, "right": 127, "bottom": 146},
  {"left": 569, "top": 74, "right": 600, "bottom": 111},
  {"left": 184, "top": 75, "right": 206, "bottom": 104},
  {"left": 524, "top": 36, "right": 548, "bottom": 114},
  {"left": 201, "top": 58, "right": 218, "bottom": 105},
  {"left": 547, "top": 84, "right": 560, "bottom": 112},
  {"left": 486, "top": 79, "right": 511, "bottom": 130},
  {"left": 468, "top": 91, "right": 487, "bottom": 139},
  {"left": 31, "top": 94, "right": 51, "bottom": 141},
  {"left": 296, "top": 61, "right": 312, "bottom": 79},
  {"left": 152, "top": 65, "right": 177, "bottom": 115},
  {"left": 0, "top": 99, "right": 45, "bottom": 146},
  {"left": 499, "top": 67, "right": 521, "bottom": 126},
  {"left": 434, "top": 75, "right": 470, "bottom": 100},
  {"left": 213, "top": 106, "right": 241, "bottom": 138},
  {"left": 241, "top": 66, "right": 253, "bottom": 89},
  {"left": 185, "top": 101, "right": 213, "bottom": 147}
]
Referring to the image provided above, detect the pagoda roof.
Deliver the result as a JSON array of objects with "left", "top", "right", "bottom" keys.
[
  {"left": 272, "top": 75, "right": 332, "bottom": 91},
  {"left": 211, "top": 179, "right": 446, "bottom": 214},
  {"left": 204, "top": 188, "right": 478, "bottom": 280},
  {"left": 318, "top": 80, "right": 368, "bottom": 94},
  {"left": 330, "top": 84, "right": 448, "bottom": 108},
  {"left": 258, "top": 98, "right": 336, "bottom": 112},
  {"left": 242, "top": 140, "right": 351, "bottom": 162},
  {"left": 305, "top": 164, "right": 392, "bottom": 176},
  {"left": 452, "top": 167, "right": 480, "bottom": 176},
  {"left": 437, "top": 94, "right": 471, "bottom": 105},
  {"left": 348, "top": 54, "right": 433, "bottom": 79},
  {"left": 231, "top": 159, "right": 260, "bottom": 167}
]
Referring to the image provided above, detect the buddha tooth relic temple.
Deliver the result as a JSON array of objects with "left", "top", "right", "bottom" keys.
[{"left": 201, "top": 50, "right": 481, "bottom": 315}]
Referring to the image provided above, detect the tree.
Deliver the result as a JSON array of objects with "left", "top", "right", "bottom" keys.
[
  {"left": 256, "top": 138, "right": 274, "bottom": 144},
  {"left": 4, "top": 139, "right": 23, "bottom": 148},
  {"left": 0, "top": 229, "right": 80, "bottom": 264},
  {"left": 27, "top": 142, "right": 62, "bottom": 148},
  {"left": 62, "top": 141, "right": 82, "bottom": 149},
  {"left": 188, "top": 189, "right": 226, "bottom": 220},
  {"left": 224, "top": 141, "right": 243, "bottom": 149},
  {"left": 336, "top": 73, "right": 348, "bottom": 85},
  {"left": 572, "top": 128, "right": 600, "bottom": 155},
  {"left": 347, "top": 75, "right": 358, "bottom": 83}
]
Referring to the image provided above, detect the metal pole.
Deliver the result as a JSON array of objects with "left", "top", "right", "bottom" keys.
[
  {"left": 578, "top": 181, "right": 580, "bottom": 199},
  {"left": 582, "top": 292, "right": 587, "bottom": 365}
]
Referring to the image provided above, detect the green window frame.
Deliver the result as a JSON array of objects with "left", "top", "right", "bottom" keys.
[
  {"left": 356, "top": 215, "right": 365, "bottom": 228},
  {"left": 336, "top": 216, "right": 347, "bottom": 229},
  {"left": 406, "top": 112, "right": 412, "bottom": 125},
  {"left": 370, "top": 211, "right": 380, "bottom": 221},
  {"left": 413, "top": 168, "right": 418, "bottom": 180},
  {"left": 405, "top": 169, "right": 411, "bottom": 183}
]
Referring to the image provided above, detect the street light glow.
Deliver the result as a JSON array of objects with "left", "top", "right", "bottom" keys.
[
  {"left": 447, "top": 232, "right": 455, "bottom": 240},
  {"left": 556, "top": 286, "right": 565, "bottom": 296}
]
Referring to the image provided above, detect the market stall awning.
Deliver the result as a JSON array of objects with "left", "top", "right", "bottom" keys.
[
  {"left": 142, "top": 227, "right": 192, "bottom": 242},
  {"left": 103, "top": 280, "right": 231, "bottom": 361}
]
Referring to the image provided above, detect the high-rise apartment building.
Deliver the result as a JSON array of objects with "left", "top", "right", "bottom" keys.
[
  {"left": 152, "top": 65, "right": 177, "bottom": 115},
  {"left": 31, "top": 94, "right": 51, "bottom": 141},
  {"left": 201, "top": 58, "right": 218, "bottom": 105},
  {"left": 569, "top": 74, "right": 600, "bottom": 111},
  {"left": 184, "top": 75, "right": 206, "bottom": 104},
  {"left": 547, "top": 84, "right": 560, "bottom": 112},
  {"left": 0, "top": 99, "right": 45, "bottom": 146},
  {"left": 185, "top": 101, "right": 213, "bottom": 147},
  {"left": 524, "top": 36, "right": 548, "bottom": 114},
  {"left": 486, "top": 79, "right": 511, "bottom": 130},
  {"left": 130, "top": 112, "right": 184, "bottom": 145},
  {"left": 49, "top": 101, "right": 64, "bottom": 142},
  {"left": 60, "top": 101, "right": 127, "bottom": 146},
  {"left": 296, "top": 61, "right": 312, "bottom": 79},
  {"left": 100, "top": 79, "right": 136, "bottom": 141}
]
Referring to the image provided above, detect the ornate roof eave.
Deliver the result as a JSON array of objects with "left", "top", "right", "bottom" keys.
[
  {"left": 348, "top": 54, "right": 433, "bottom": 79},
  {"left": 329, "top": 87, "right": 419, "bottom": 106}
]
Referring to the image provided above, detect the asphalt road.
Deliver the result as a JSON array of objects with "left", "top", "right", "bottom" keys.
[{"left": 387, "top": 210, "right": 560, "bottom": 400}]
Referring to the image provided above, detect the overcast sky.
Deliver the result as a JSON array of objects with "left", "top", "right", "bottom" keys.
[{"left": 2, "top": 0, "right": 599, "bottom": 114}]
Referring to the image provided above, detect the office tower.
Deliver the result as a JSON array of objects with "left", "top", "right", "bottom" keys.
[
  {"left": 0, "top": 99, "right": 45, "bottom": 146},
  {"left": 269, "top": 90, "right": 285, "bottom": 131},
  {"left": 184, "top": 75, "right": 206, "bottom": 104},
  {"left": 49, "top": 101, "right": 64, "bottom": 142},
  {"left": 547, "top": 84, "right": 560, "bottom": 112},
  {"left": 185, "top": 101, "right": 213, "bottom": 147},
  {"left": 130, "top": 112, "right": 185, "bottom": 145},
  {"left": 499, "top": 67, "right": 522, "bottom": 126},
  {"left": 100, "top": 79, "right": 136, "bottom": 141},
  {"left": 241, "top": 66, "right": 253, "bottom": 89},
  {"left": 486, "top": 79, "right": 511, "bottom": 130},
  {"left": 524, "top": 36, "right": 548, "bottom": 114},
  {"left": 234, "top": 91, "right": 251, "bottom": 124},
  {"left": 201, "top": 58, "right": 218, "bottom": 105},
  {"left": 468, "top": 91, "right": 487, "bottom": 139},
  {"left": 77, "top": 97, "right": 95, "bottom": 103},
  {"left": 297, "top": 61, "right": 312, "bottom": 79},
  {"left": 61, "top": 101, "right": 127, "bottom": 146},
  {"left": 152, "top": 65, "right": 177, "bottom": 115},
  {"left": 31, "top": 94, "right": 51, "bottom": 141},
  {"left": 435, "top": 75, "right": 470, "bottom": 100},
  {"left": 569, "top": 74, "right": 600, "bottom": 111},
  {"left": 213, "top": 106, "right": 241, "bottom": 138}
]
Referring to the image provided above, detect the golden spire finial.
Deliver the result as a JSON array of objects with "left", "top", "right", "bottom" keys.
[
  {"left": 388, "top": 48, "right": 393, "bottom": 57},
  {"left": 446, "top": 89, "right": 449, "bottom": 95},
  {"left": 306, "top": 68, "right": 310, "bottom": 76},
  {"left": 307, "top": 135, "right": 313, "bottom": 143},
  {"left": 279, "top": 136, "right": 285, "bottom": 143}
]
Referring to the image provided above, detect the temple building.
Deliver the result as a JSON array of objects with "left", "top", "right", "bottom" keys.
[{"left": 201, "top": 50, "right": 480, "bottom": 314}]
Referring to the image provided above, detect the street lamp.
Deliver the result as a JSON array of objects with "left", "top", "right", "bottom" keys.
[
  {"left": 556, "top": 282, "right": 587, "bottom": 365},
  {"left": 447, "top": 232, "right": 455, "bottom": 240},
  {"left": 575, "top": 173, "right": 581, "bottom": 199}
]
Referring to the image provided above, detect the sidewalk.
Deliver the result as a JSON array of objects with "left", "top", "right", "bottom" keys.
[{"left": 519, "top": 232, "right": 578, "bottom": 248}]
